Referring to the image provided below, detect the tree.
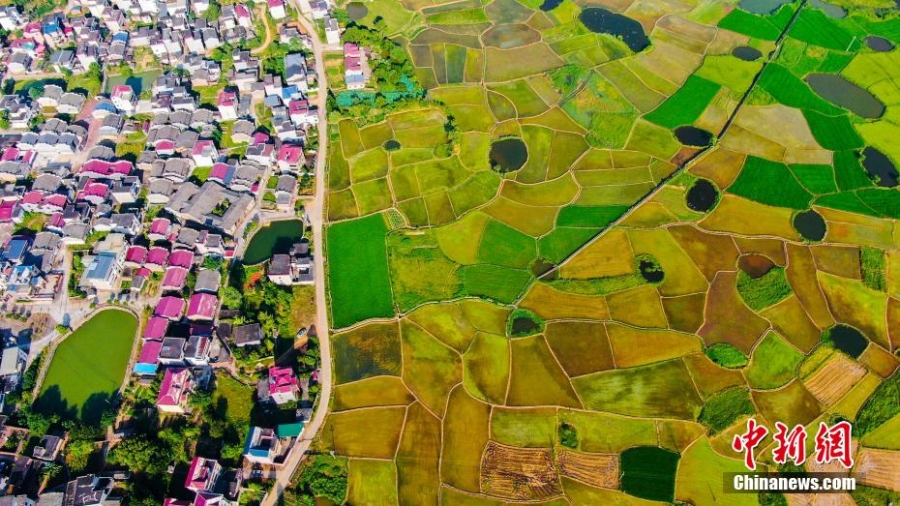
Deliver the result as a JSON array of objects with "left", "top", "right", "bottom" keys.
[
  {"left": 108, "top": 436, "right": 172, "bottom": 477},
  {"left": 222, "top": 286, "right": 242, "bottom": 309},
  {"left": 0, "top": 110, "right": 11, "bottom": 130},
  {"left": 65, "top": 439, "right": 95, "bottom": 472},
  {"left": 28, "top": 84, "right": 44, "bottom": 101}
]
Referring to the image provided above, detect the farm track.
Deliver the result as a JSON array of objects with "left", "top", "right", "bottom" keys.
[{"left": 538, "top": 0, "right": 811, "bottom": 283}]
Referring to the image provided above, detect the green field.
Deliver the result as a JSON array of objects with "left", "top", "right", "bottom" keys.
[
  {"left": 35, "top": 309, "right": 138, "bottom": 425},
  {"left": 326, "top": 214, "right": 395, "bottom": 328},
  {"left": 318, "top": 0, "right": 900, "bottom": 502}
]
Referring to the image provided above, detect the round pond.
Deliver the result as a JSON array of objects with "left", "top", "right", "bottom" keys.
[
  {"left": 489, "top": 138, "right": 528, "bottom": 173},
  {"left": 685, "top": 179, "right": 718, "bottom": 212},
  {"left": 793, "top": 210, "right": 826, "bottom": 241},
  {"left": 383, "top": 139, "right": 401, "bottom": 151},
  {"left": 347, "top": 2, "right": 368, "bottom": 20}
]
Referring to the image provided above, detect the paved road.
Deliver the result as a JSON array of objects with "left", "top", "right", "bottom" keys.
[{"left": 261, "top": 9, "right": 332, "bottom": 506}]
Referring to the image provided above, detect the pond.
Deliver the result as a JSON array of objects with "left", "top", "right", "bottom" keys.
[
  {"left": 579, "top": 8, "right": 650, "bottom": 52},
  {"left": 507, "top": 309, "right": 544, "bottom": 337},
  {"left": 806, "top": 73, "right": 885, "bottom": 119},
  {"left": 827, "top": 324, "right": 868, "bottom": 358},
  {"left": 638, "top": 257, "right": 665, "bottom": 283},
  {"left": 738, "top": 254, "right": 776, "bottom": 279},
  {"left": 243, "top": 219, "right": 305, "bottom": 265},
  {"left": 865, "top": 36, "right": 894, "bottom": 52},
  {"left": 489, "top": 138, "right": 528, "bottom": 173},
  {"left": 34, "top": 309, "right": 138, "bottom": 425},
  {"left": 793, "top": 210, "right": 826, "bottom": 241},
  {"left": 739, "top": 0, "right": 791, "bottom": 14},
  {"left": 539, "top": 0, "right": 562, "bottom": 10},
  {"left": 674, "top": 126, "right": 714, "bottom": 147},
  {"left": 530, "top": 258, "right": 555, "bottom": 277},
  {"left": 810, "top": 0, "right": 847, "bottom": 18},
  {"left": 862, "top": 147, "right": 899, "bottom": 187},
  {"left": 685, "top": 179, "right": 718, "bottom": 212},
  {"left": 383, "top": 139, "right": 401, "bottom": 151},
  {"left": 732, "top": 46, "right": 763, "bottom": 62},
  {"left": 347, "top": 1, "right": 368, "bottom": 20}
]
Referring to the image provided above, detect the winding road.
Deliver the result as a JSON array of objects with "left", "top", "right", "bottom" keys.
[{"left": 260, "top": 8, "right": 332, "bottom": 505}]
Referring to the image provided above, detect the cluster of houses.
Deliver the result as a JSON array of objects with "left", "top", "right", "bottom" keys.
[{"left": 0, "top": 416, "right": 129, "bottom": 504}]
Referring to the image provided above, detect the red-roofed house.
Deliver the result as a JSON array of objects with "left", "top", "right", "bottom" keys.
[
  {"left": 81, "top": 159, "right": 133, "bottom": 179},
  {"left": 149, "top": 218, "right": 173, "bottom": 242},
  {"left": 187, "top": 293, "right": 218, "bottom": 321},
  {"left": 216, "top": 91, "right": 238, "bottom": 121},
  {"left": 135, "top": 340, "right": 163, "bottom": 376},
  {"left": 343, "top": 42, "right": 360, "bottom": 58},
  {"left": 192, "top": 140, "right": 219, "bottom": 167},
  {"left": 77, "top": 180, "right": 109, "bottom": 205},
  {"left": 169, "top": 249, "right": 194, "bottom": 269},
  {"left": 144, "top": 316, "right": 169, "bottom": 340},
  {"left": 157, "top": 367, "right": 192, "bottom": 413},
  {"left": 208, "top": 163, "right": 235, "bottom": 185},
  {"left": 0, "top": 201, "right": 23, "bottom": 224},
  {"left": 267, "top": 366, "right": 298, "bottom": 405},
  {"left": 111, "top": 84, "right": 137, "bottom": 113},
  {"left": 185, "top": 456, "right": 221, "bottom": 492},
  {"left": 267, "top": 0, "right": 285, "bottom": 19},
  {"left": 155, "top": 295, "right": 186, "bottom": 320},
  {"left": 124, "top": 246, "right": 148, "bottom": 267},
  {"left": 288, "top": 99, "right": 317, "bottom": 126},
  {"left": 162, "top": 266, "right": 189, "bottom": 292},
  {"left": 164, "top": 498, "right": 191, "bottom": 506},
  {"left": 155, "top": 139, "right": 176, "bottom": 156},
  {"left": 235, "top": 3, "right": 252, "bottom": 27},
  {"left": 146, "top": 246, "right": 170, "bottom": 271},
  {"left": 276, "top": 143, "right": 305, "bottom": 173}
]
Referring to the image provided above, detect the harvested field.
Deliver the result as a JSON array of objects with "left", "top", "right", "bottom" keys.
[
  {"left": 557, "top": 450, "right": 620, "bottom": 490},
  {"left": 699, "top": 271, "right": 771, "bottom": 354},
  {"left": 802, "top": 353, "right": 868, "bottom": 406},
  {"left": 480, "top": 442, "right": 561, "bottom": 500},
  {"left": 855, "top": 448, "right": 900, "bottom": 491}
]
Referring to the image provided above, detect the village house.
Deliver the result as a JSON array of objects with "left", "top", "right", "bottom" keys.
[{"left": 157, "top": 367, "right": 193, "bottom": 414}]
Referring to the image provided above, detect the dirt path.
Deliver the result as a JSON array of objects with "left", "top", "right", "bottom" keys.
[{"left": 251, "top": 6, "right": 275, "bottom": 56}]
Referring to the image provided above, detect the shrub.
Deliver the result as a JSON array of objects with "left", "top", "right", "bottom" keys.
[
  {"left": 705, "top": 343, "right": 749, "bottom": 369},
  {"left": 558, "top": 422, "right": 578, "bottom": 449},
  {"left": 736, "top": 267, "right": 792, "bottom": 311}
]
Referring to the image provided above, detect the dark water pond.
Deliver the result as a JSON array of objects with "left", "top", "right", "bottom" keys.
[
  {"left": 827, "top": 324, "right": 868, "bottom": 358},
  {"left": 638, "top": 258, "right": 664, "bottom": 283},
  {"left": 579, "top": 8, "right": 650, "bottom": 52},
  {"left": 739, "top": 0, "right": 791, "bottom": 14},
  {"left": 383, "top": 139, "right": 401, "bottom": 151},
  {"left": 347, "top": 2, "right": 368, "bottom": 20},
  {"left": 865, "top": 36, "right": 894, "bottom": 52},
  {"left": 531, "top": 258, "right": 555, "bottom": 277},
  {"left": 810, "top": 0, "right": 847, "bottom": 17},
  {"left": 243, "top": 219, "right": 304, "bottom": 265},
  {"left": 539, "top": 0, "right": 562, "bottom": 11},
  {"left": 738, "top": 254, "right": 775, "bottom": 279},
  {"left": 793, "top": 210, "right": 826, "bottom": 242},
  {"left": 806, "top": 73, "right": 885, "bottom": 119},
  {"left": 686, "top": 179, "right": 718, "bottom": 212},
  {"left": 489, "top": 138, "right": 528, "bottom": 173},
  {"left": 510, "top": 316, "right": 540, "bottom": 335},
  {"left": 862, "top": 147, "right": 898, "bottom": 187},
  {"left": 675, "top": 126, "right": 714, "bottom": 147},
  {"left": 732, "top": 46, "right": 763, "bottom": 62}
]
